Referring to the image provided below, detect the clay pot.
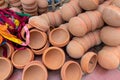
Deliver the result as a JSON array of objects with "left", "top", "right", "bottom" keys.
[
  {"left": 98, "top": 47, "right": 119, "bottom": 70},
  {"left": 11, "top": 48, "right": 34, "bottom": 69},
  {"left": 99, "top": 0, "right": 104, "bottom": 4},
  {"left": 32, "top": 41, "right": 49, "bottom": 55},
  {"left": 111, "top": 0, "right": 120, "bottom": 8},
  {"left": 79, "top": 0, "right": 99, "bottom": 10},
  {"left": 68, "top": 17, "right": 87, "bottom": 37},
  {"left": 0, "top": 57, "right": 13, "bottom": 79},
  {"left": 40, "top": 14, "right": 50, "bottom": 26},
  {"left": 80, "top": 52, "right": 97, "bottom": 73},
  {"left": 9, "top": 7, "right": 22, "bottom": 12},
  {"left": 28, "top": 16, "right": 49, "bottom": 32},
  {"left": 100, "top": 26, "right": 120, "bottom": 46},
  {"left": 29, "top": 29, "right": 47, "bottom": 49},
  {"left": 22, "top": 61, "right": 48, "bottom": 80},
  {"left": 42, "top": 47, "right": 65, "bottom": 70},
  {"left": 61, "top": 60, "right": 82, "bottom": 80},
  {"left": 0, "top": 42, "right": 14, "bottom": 58},
  {"left": 103, "top": 5, "right": 120, "bottom": 27},
  {"left": 49, "top": 28, "right": 70, "bottom": 47},
  {"left": 37, "top": 0, "right": 48, "bottom": 8},
  {"left": 60, "top": 3, "right": 76, "bottom": 21},
  {"left": 59, "top": 23, "right": 69, "bottom": 31}
]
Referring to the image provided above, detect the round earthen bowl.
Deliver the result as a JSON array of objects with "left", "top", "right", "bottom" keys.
[
  {"left": 103, "top": 5, "right": 120, "bottom": 27},
  {"left": 49, "top": 28, "right": 70, "bottom": 47},
  {"left": 29, "top": 29, "right": 47, "bottom": 49},
  {"left": 22, "top": 61, "right": 48, "bottom": 80},
  {"left": 68, "top": 17, "right": 87, "bottom": 37},
  {"left": 79, "top": 0, "right": 99, "bottom": 10},
  {"left": 100, "top": 26, "right": 120, "bottom": 46},
  {"left": 66, "top": 40, "right": 85, "bottom": 59},
  {"left": 81, "top": 52, "right": 97, "bottom": 73},
  {"left": 11, "top": 48, "right": 34, "bottom": 69},
  {"left": 98, "top": 49, "right": 119, "bottom": 70},
  {"left": 42, "top": 47, "right": 65, "bottom": 70},
  {"left": 61, "top": 60, "right": 82, "bottom": 80},
  {"left": 60, "top": 3, "right": 76, "bottom": 21},
  {"left": 0, "top": 42, "right": 14, "bottom": 58},
  {"left": 0, "top": 57, "right": 13, "bottom": 80}
]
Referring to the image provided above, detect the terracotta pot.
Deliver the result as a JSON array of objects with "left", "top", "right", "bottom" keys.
[
  {"left": 42, "top": 47, "right": 65, "bottom": 70},
  {"left": 0, "top": 42, "right": 14, "bottom": 58},
  {"left": 80, "top": 52, "right": 97, "bottom": 73},
  {"left": 49, "top": 28, "right": 70, "bottom": 47},
  {"left": 28, "top": 16, "right": 49, "bottom": 32},
  {"left": 111, "top": 0, "right": 120, "bottom": 8},
  {"left": 29, "top": 29, "right": 47, "bottom": 49},
  {"left": 11, "top": 48, "right": 34, "bottom": 69},
  {"left": 0, "top": 57, "right": 13, "bottom": 79},
  {"left": 61, "top": 60, "right": 82, "bottom": 80},
  {"left": 79, "top": 0, "right": 99, "bottom": 10},
  {"left": 59, "top": 23, "right": 69, "bottom": 31},
  {"left": 68, "top": 17, "right": 87, "bottom": 37},
  {"left": 9, "top": 7, "right": 22, "bottom": 12},
  {"left": 37, "top": 0, "right": 48, "bottom": 8},
  {"left": 40, "top": 13, "right": 50, "bottom": 26},
  {"left": 32, "top": 41, "right": 49, "bottom": 55},
  {"left": 60, "top": 3, "right": 76, "bottom": 21},
  {"left": 103, "top": 5, "right": 120, "bottom": 27},
  {"left": 99, "top": 0, "right": 104, "bottom": 4},
  {"left": 98, "top": 48, "right": 119, "bottom": 70},
  {"left": 22, "top": 61, "right": 48, "bottom": 80},
  {"left": 100, "top": 26, "right": 120, "bottom": 46}
]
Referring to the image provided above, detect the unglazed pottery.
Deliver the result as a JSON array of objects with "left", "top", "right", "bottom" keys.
[
  {"left": 22, "top": 61, "right": 48, "bottom": 80},
  {"left": 9, "top": 7, "right": 22, "bottom": 12},
  {"left": 103, "top": 5, "right": 120, "bottom": 26},
  {"left": 80, "top": 52, "right": 97, "bottom": 73},
  {"left": 100, "top": 26, "right": 120, "bottom": 46},
  {"left": 61, "top": 61, "right": 82, "bottom": 80},
  {"left": 59, "top": 23, "right": 69, "bottom": 31},
  {"left": 42, "top": 47, "right": 65, "bottom": 70},
  {"left": 98, "top": 47, "right": 120, "bottom": 70},
  {"left": 29, "top": 29, "right": 47, "bottom": 49},
  {"left": 11, "top": 48, "right": 34, "bottom": 69},
  {"left": 37, "top": 0, "right": 48, "bottom": 8},
  {"left": 79, "top": 0, "right": 99, "bottom": 10},
  {"left": 0, "top": 57, "right": 13, "bottom": 79},
  {"left": 112, "top": 0, "right": 120, "bottom": 8},
  {"left": 49, "top": 28, "right": 70, "bottom": 47},
  {"left": 0, "top": 42, "right": 14, "bottom": 58}
]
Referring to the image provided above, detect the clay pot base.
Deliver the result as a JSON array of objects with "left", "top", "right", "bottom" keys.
[
  {"left": 0, "top": 57, "right": 13, "bottom": 80},
  {"left": 61, "top": 61, "right": 82, "bottom": 80},
  {"left": 49, "top": 28, "right": 70, "bottom": 47},
  {"left": 42, "top": 47, "right": 65, "bottom": 70},
  {"left": 22, "top": 61, "right": 48, "bottom": 80},
  {"left": 11, "top": 48, "right": 34, "bottom": 69}
]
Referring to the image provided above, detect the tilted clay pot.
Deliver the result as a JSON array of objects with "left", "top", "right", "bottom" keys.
[
  {"left": 111, "top": 0, "right": 120, "bottom": 8},
  {"left": 98, "top": 47, "right": 119, "bottom": 70},
  {"left": 103, "top": 5, "right": 120, "bottom": 27},
  {"left": 0, "top": 42, "right": 14, "bottom": 58},
  {"left": 79, "top": 0, "right": 99, "bottom": 10},
  {"left": 49, "top": 28, "right": 70, "bottom": 47},
  {"left": 42, "top": 47, "right": 65, "bottom": 70},
  {"left": 29, "top": 29, "right": 47, "bottom": 49},
  {"left": 61, "top": 60, "right": 82, "bottom": 80},
  {"left": 60, "top": 3, "right": 77, "bottom": 21},
  {"left": 68, "top": 17, "right": 88, "bottom": 37},
  {"left": 0, "top": 57, "right": 13, "bottom": 80},
  {"left": 11, "top": 48, "right": 34, "bottom": 69},
  {"left": 22, "top": 61, "right": 48, "bottom": 80},
  {"left": 80, "top": 52, "right": 97, "bottom": 73},
  {"left": 100, "top": 26, "right": 120, "bottom": 46}
]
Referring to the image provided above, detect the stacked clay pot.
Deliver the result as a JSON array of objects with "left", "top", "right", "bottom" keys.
[
  {"left": 9, "top": 0, "right": 22, "bottom": 10},
  {"left": 60, "top": 0, "right": 82, "bottom": 21},
  {"left": 37, "top": 0, "right": 48, "bottom": 14},
  {"left": 0, "top": 0, "right": 8, "bottom": 9},
  {"left": 21, "top": 0, "right": 38, "bottom": 16},
  {"left": 68, "top": 11, "right": 104, "bottom": 37},
  {"left": 67, "top": 30, "right": 101, "bottom": 59}
]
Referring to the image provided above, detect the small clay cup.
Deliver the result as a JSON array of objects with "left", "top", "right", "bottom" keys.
[
  {"left": 22, "top": 61, "right": 48, "bottom": 80},
  {"left": 29, "top": 29, "right": 47, "bottom": 49},
  {"left": 42, "top": 47, "right": 65, "bottom": 70},
  {"left": 49, "top": 28, "right": 70, "bottom": 47},
  {"left": 0, "top": 57, "right": 13, "bottom": 80},
  {"left": 61, "top": 60, "right": 82, "bottom": 80},
  {"left": 11, "top": 48, "right": 34, "bottom": 69},
  {"left": 81, "top": 52, "right": 97, "bottom": 73},
  {"left": 0, "top": 42, "right": 14, "bottom": 58}
]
